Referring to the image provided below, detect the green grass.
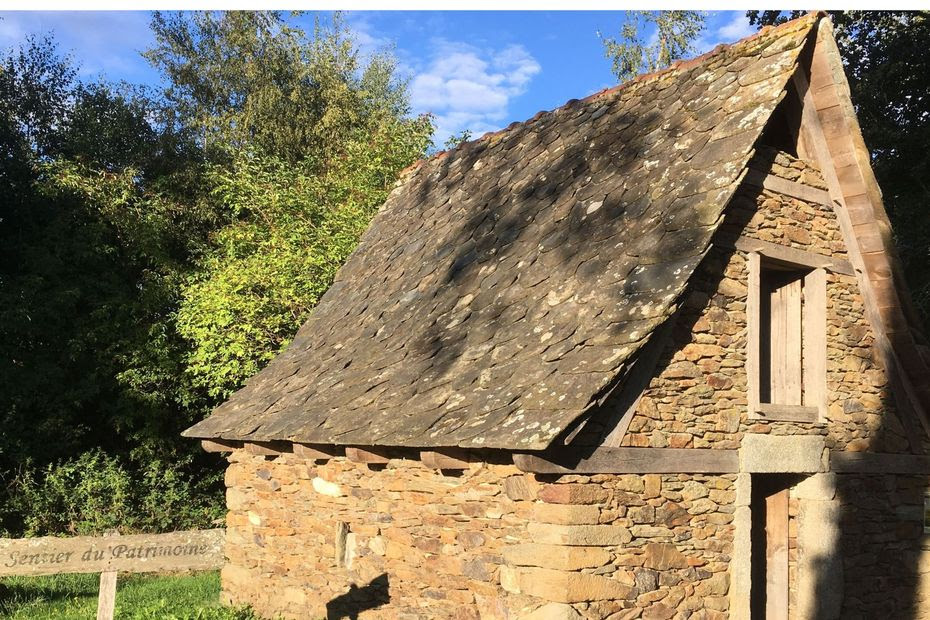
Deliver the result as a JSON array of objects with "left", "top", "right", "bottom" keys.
[{"left": 0, "top": 571, "right": 255, "bottom": 619}]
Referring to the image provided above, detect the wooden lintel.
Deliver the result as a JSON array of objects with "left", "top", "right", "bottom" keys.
[
  {"left": 513, "top": 447, "right": 739, "bottom": 474},
  {"left": 201, "top": 439, "right": 241, "bottom": 453},
  {"left": 743, "top": 168, "right": 832, "bottom": 205},
  {"left": 345, "top": 447, "right": 391, "bottom": 464},
  {"left": 421, "top": 449, "right": 471, "bottom": 469},
  {"left": 726, "top": 235, "right": 854, "bottom": 276},
  {"left": 755, "top": 403, "right": 820, "bottom": 423},
  {"left": 293, "top": 443, "right": 343, "bottom": 461},
  {"left": 829, "top": 451, "right": 930, "bottom": 474},
  {"left": 244, "top": 441, "right": 292, "bottom": 457}
]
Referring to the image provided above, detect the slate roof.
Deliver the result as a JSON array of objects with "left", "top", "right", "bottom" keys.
[{"left": 184, "top": 13, "right": 820, "bottom": 450}]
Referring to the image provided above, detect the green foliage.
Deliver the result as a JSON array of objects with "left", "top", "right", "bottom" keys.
[
  {"left": 178, "top": 116, "right": 432, "bottom": 398},
  {"left": 443, "top": 129, "right": 473, "bottom": 149},
  {"left": 599, "top": 11, "right": 705, "bottom": 82},
  {"left": 4, "top": 450, "right": 223, "bottom": 537},
  {"left": 0, "top": 14, "right": 431, "bottom": 537},
  {"left": 747, "top": 11, "right": 930, "bottom": 334},
  {"left": 0, "top": 571, "right": 254, "bottom": 619},
  {"left": 144, "top": 11, "right": 415, "bottom": 163}
]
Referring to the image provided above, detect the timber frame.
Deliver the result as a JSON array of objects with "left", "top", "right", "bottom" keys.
[{"left": 790, "top": 19, "right": 930, "bottom": 442}]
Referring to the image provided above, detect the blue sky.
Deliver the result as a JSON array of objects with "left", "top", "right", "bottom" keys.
[{"left": 0, "top": 10, "right": 758, "bottom": 145}]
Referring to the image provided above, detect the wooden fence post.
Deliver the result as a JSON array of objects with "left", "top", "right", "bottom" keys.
[{"left": 96, "top": 531, "right": 118, "bottom": 620}]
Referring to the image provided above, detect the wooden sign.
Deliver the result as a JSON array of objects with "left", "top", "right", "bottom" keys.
[{"left": 0, "top": 529, "right": 224, "bottom": 577}]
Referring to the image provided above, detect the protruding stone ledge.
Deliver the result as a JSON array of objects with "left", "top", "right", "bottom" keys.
[
  {"left": 500, "top": 566, "right": 634, "bottom": 603},
  {"left": 504, "top": 543, "right": 610, "bottom": 571}
]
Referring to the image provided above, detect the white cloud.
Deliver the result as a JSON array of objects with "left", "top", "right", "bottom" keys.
[
  {"left": 409, "top": 40, "right": 541, "bottom": 147},
  {"left": 0, "top": 12, "right": 155, "bottom": 81},
  {"left": 717, "top": 13, "right": 756, "bottom": 42}
]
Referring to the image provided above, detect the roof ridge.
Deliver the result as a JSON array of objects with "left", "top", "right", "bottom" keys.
[{"left": 398, "top": 10, "right": 823, "bottom": 181}]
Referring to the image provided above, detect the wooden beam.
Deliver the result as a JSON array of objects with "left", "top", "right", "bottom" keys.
[
  {"left": 513, "top": 447, "right": 739, "bottom": 474},
  {"left": 743, "top": 168, "right": 831, "bottom": 205},
  {"left": 244, "top": 441, "right": 292, "bottom": 457},
  {"left": 201, "top": 439, "right": 241, "bottom": 453},
  {"left": 292, "top": 443, "right": 343, "bottom": 461},
  {"left": 726, "top": 236, "right": 853, "bottom": 276},
  {"left": 345, "top": 446, "right": 391, "bottom": 464},
  {"left": 601, "top": 320, "right": 675, "bottom": 448},
  {"left": 747, "top": 252, "right": 761, "bottom": 416},
  {"left": 765, "top": 488, "right": 789, "bottom": 620},
  {"left": 421, "top": 448, "right": 471, "bottom": 469},
  {"left": 793, "top": 61, "right": 930, "bottom": 442},
  {"left": 755, "top": 403, "right": 819, "bottom": 423},
  {"left": 830, "top": 451, "right": 930, "bottom": 474}
]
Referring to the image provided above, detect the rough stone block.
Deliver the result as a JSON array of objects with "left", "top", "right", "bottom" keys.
[
  {"left": 793, "top": 473, "right": 836, "bottom": 500},
  {"left": 519, "top": 603, "right": 583, "bottom": 620},
  {"left": 531, "top": 504, "right": 600, "bottom": 525},
  {"left": 504, "top": 543, "right": 610, "bottom": 570},
  {"left": 739, "top": 434, "right": 825, "bottom": 473},
  {"left": 526, "top": 523, "right": 632, "bottom": 546},
  {"left": 538, "top": 484, "right": 608, "bottom": 505},
  {"left": 505, "top": 567, "right": 634, "bottom": 603},
  {"left": 642, "top": 543, "right": 689, "bottom": 570},
  {"left": 312, "top": 476, "right": 343, "bottom": 497},
  {"left": 504, "top": 475, "right": 540, "bottom": 501}
]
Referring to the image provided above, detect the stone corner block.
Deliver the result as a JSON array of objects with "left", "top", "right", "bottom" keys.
[
  {"left": 739, "top": 434, "right": 825, "bottom": 473},
  {"left": 793, "top": 472, "right": 837, "bottom": 500},
  {"left": 526, "top": 523, "right": 632, "bottom": 546},
  {"left": 506, "top": 566, "right": 634, "bottom": 603},
  {"left": 531, "top": 503, "right": 600, "bottom": 525},
  {"left": 504, "top": 543, "right": 610, "bottom": 571},
  {"left": 519, "top": 602, "right": 583, "bottom": 620}
]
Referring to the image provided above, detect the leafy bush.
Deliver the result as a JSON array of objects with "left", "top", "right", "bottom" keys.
[{"left": 4, "top": 450, "right": 224, "bottom": 536}]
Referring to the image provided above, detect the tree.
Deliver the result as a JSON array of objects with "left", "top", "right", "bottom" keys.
[
  {"left": 599, "top": 11, "right": 705, "bottom": 83},
  {"left": 748, "top": 11, "right": 930, "bottom": 333},
  {"left": 0, "top": 37, "right": 222, "bottom": 535},
  {"left": 156, "top": 12, "right": 434, "bottom": 398},
  {"left": 0, "top": 12, "right": 432, "bottom": 536},
  {"left": 144, "top": 11, "right": 416, "bottom": 164}
]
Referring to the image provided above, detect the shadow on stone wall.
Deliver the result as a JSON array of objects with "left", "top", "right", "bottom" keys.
[
  {"left": 325, "top": 573, "right": 390, "bottom": 620},
  {"left": 811, "top": 390, "right": 928, "bottom": 619}
]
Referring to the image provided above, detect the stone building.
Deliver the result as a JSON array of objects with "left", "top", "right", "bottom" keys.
[{"left": 185, "top": 13, "right": 930, "bottom": 619}]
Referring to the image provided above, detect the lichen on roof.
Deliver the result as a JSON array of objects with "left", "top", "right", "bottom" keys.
[{"left": 184, "top": 13, "right": 821, "bottom": 450}]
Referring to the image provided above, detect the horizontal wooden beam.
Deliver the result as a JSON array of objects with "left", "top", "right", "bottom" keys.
[
  {"left": 830, "top": 451, "right": 930, "bottom": 474},
  {"left": 513, "top": 447, "right": 739, "bottom": 474},
  {"left": 345, "top": 446, "right": 391, "bottom": 464},
  {"left": 244, "top": 441, "right": 292, "bottom": 457},
  {"left": 201, "top": 439, "right": 241, "bottom": 453},
  {"left": 421, "top": 448, "right": 471, "bottom": 470},
  {"left": 724, "top": 236, "right": 854, "bottom": 276},
  {"left": 293, "top": 443, "right": 343, "bottom": 461},
  {"left": 743, "top": 168, "right": 832, "bottom": 205},
  {"left": 755, "top": 403, "right": 820, "bottom": 423}
]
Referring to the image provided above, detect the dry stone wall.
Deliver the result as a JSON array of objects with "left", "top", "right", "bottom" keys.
[
  {"left": 620, "top": 149, "right": 912, "bottom": 453},
  {"left": 222, "top": 451, "right": 736, "bottom": 619},
  {"left": 832, "top": 473, "right": 930, "bottom": 618}
]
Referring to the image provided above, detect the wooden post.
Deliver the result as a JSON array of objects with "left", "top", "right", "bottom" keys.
[
  {"left": 96, "top": 531, "right": 119, "bottom": 620},
  {"left": 765, "top": 489, "right": 789, "bottom": 620}
]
